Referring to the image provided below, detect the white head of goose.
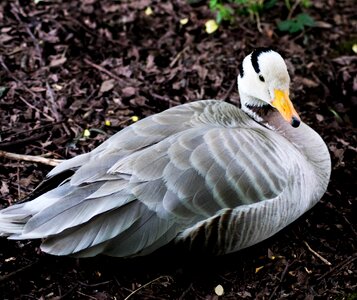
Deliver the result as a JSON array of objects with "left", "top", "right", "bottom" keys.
[{"left": 0, "top": 48, "right": 331, "bottom": 257}]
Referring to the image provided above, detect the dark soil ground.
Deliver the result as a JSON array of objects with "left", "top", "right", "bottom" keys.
[{"left": 0, "top": 0, "right": 356, "bottom": 299}]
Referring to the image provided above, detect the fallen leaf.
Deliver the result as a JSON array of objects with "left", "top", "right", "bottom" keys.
[
  {"left": 302, "top": 78, "right": 319, "bottom": 88},
  {"left": 50, "top": 56, "right": 67, "bottom": 67},
  {"left": 100, "top": 79, "right": 115, "bottom": 93},
  {"left": 268, "top": 248, "right": 275, "bottom": 260},
  {"left": 255, "top": 266, "right": 264, "bottom": 273},
  {"left": 0, "top": 33, "right": 14, "bottom": 43},
  {"left": 122, "top": 86, "right": 136, "bottom": 97},
  {"left": 180, "top": 18, "right": 189, "bottom": 25},
  {"left": 316, "top": 113, "right": 324, "bottom": 122},
  {"left": 214, "top": 284, "right": 224, "bottom": 296},
  {"left": 0, "top": 181, "right": 9, "bottom": 195},
  {"left": 131, "top": 115, "right": 139, "bottom": 122},
  {"left": 333, "top": 56, "right": 357, "bottom": 66},
  {"left": 52, "top": 84, "right": 63, "bottom": 91},
  {"left": 205, "top": 20, "right": 218, "bottom": 34},
  {"left": 31, "top": 86, "right": 47, "bottom": 92},
  {"left": 145, "top": 7, "right": 153, "bottom": 16},
  {"left": 83, "top": 129, "right": 91, "bottom": 137}
]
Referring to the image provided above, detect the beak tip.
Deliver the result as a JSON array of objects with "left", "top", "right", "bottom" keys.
[{"left": 291, "top": 116, "right": 301, "bottom": 128}]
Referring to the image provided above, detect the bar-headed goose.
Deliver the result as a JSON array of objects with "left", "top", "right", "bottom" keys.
[{"left": 0, "top": 48, "right": 331, "bottom": 257}]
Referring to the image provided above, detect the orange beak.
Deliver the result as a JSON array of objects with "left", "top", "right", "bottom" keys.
[{"left": 271, "top": 89, "right": 301, "bottom": 128}]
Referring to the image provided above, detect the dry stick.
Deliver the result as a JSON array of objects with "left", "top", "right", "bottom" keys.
[
  {"left": 268, "top": 261, "right": 291, "bottom": 300},
  {"left": 76, "top": 291, "right": 98, "bottom": 300},
  {"left": 255, "top": 12, "right": 262, "bottom": 33},
  {"left": 12, "top": 4, "right": 61, "bottom": 121},
  {"left": 0, "top": 261, "right": 38, "bottom": 283},
  {"left": 124, "top": 276, "right": 171, "bottom": 300},
  {"left": 19, "top": 96, "right": 55, "bottom": 122},
  {"left": 11, "top": 4, "right": 44, "bottom": 68},
  {"left": 221, "top": 78, "right": 237, "bottom": 102},
  {"left": 169, "top": 46, "right": 189, "bottom": 68},
  {"left": 78, "top": 280, "right": 113, "bottom": 288},
  {"left": 0, "top": 133, "right": 47, "bottom": 148},
  {"left": 150, "top": 92, "right": 179, "bottom": 106},
  {"left": 342, "top": 215, "right": 357, "bottom": 237},
  {"left": 303, "top": 241, "right": 332, "bottom": 266},
  {"left": 317, "top": 253, "right": 357, "bottom": 281},
  {"left": 84, "top": 58, "right": 122, "bottom": 82},
  {"left": 287, "top": 0, "right": 301, "bottom": 20},
  {"left": 0, "top": 150, "right": 62, "bottom": 167},
  {"left": 0, "top": 121, "right": 63, "bottom": 139},
  {"left": 0, "top": 56, "right": 37, "bottom": 98}
]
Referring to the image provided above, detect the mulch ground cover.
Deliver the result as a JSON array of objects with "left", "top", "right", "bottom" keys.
[{"left": 0, "top": 0, "right": 356, "bottom": 299}]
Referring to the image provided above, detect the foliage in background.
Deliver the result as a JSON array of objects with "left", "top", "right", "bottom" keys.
[
  {"left": 208, "top": 0, "right": 315, "bottom": 33},
  {"left": 277, "top": 12, "right": 314, "bottom": 33}
]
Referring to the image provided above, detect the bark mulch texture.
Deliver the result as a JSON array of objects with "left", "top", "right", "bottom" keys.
[{"left": 0, "top": 0, "right": 356, "bottom": 299}]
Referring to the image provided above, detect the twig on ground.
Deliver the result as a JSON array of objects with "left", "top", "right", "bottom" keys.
[
  {"left": 0, "top": 150, "right": 62, "bottom": 167},
  {"left": 84, "top": 58, "right": 122, "bottom": 82},
  {"left": 170, "top": 46, "right": 189, "bottom": 68},
  {"left": 268, "top": 261, "right": 291, "bottom": 300},
  {"left": 124, "top": 276, "right": 171, "bottom": 300},
  {"left": 0, "top": 133, "right": 47, "bottom": 148},
  {"left": 0, "top": 121, "right": 63, "bottom": 139},
  {"left": 342, "top": 215, "right": 357, "bottom": 237},
  {"left": 76, "top": 291, "right": 98, "bottom": 300},
  {"left": 150, "top": 92, "right": 180, "bottom": 106},
  {"left": 0, "top": 56, "right": 37, "bottom": 98},
  {"left": 11, "top": 4, "right": 61, "bottom": 121},
  {"left": 317, "top": 253, "right": 357, "bottom": 281},
  {"left": 11, "top": 3, "right": 45, "bottom": 68},
  {"left": 0, "top": 260, "right": 38, "bottom": 283},
  {"left": 221, "top": 78, "right": 237, "bottom": 102},
  {"left": 287, "top": 0, "right": 301, "bottom": 20},
  {"left": 19, "top": 96, "right": 56, "bottom": 122},
  {"left": 179, "top": 283, "right": 193, "bottom": 300},
  {"left": 303, "top": 241, "right": 332, "bottom": 265},
  {"left": 78, "top": 280, "right": 112, "bottom": 288}
]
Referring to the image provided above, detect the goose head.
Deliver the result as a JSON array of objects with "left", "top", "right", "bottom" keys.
[{"left": 238, "top": 48, "right": 301, "bottom": 128}]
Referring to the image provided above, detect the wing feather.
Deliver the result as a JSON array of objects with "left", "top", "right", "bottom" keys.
[{"left": 0, "top": 100, "right": 295, "bottom": 257}]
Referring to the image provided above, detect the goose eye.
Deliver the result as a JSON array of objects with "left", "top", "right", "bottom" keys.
[{"left": 259, "top": 75, "right": 265, "bottom": 82}]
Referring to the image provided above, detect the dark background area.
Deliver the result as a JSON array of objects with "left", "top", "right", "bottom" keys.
[{"left": 0, "top": 0, "right": 356, "bottom": 299}]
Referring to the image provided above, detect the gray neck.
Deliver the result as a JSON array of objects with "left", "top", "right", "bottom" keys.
[{"left": 242, "top": 101, "right": 331, "bottom": 200}]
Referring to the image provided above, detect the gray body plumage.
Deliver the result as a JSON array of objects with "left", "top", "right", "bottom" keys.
[{"left": 0, "top": 100, "right": 331, "bottom": 257}]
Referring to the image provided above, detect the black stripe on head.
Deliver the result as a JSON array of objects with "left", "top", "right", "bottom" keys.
[{"left": 251, "top": 47, "right": 274, "bottom": 74}]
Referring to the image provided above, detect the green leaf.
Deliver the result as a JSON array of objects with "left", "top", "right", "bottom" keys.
[
  {"left": 277, "top": 20, "right": 293, "bottom": 32},
  {"left": 289, "top": 20, "right": 304, "bottom": 33},
  {"left": 301, "top": 0, "right": 311, "bottom": 8},
  {"left": 296, "top": 13, "right": 315, "bottom": 27},
  {"left": 209, "top": 0, "right": 218, "bottom": 9},
  {"left": 217, "top": 11, "right": 223, "bottom": 23},
  {"left": 264, "top": 0, "right": 277, "bottom": 10}
]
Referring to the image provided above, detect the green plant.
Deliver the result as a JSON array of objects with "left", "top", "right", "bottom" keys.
[
  {"left": 277, "top": 12, "right": 314, "bottom": 33},
  {"left": 277, "top": 0, "right": 314, "bottom": 33},
  {"left": 209, "top": 0, "right": 264, "bottom": 23},
  {"left": 284, "top": 0, "right": 311, "bottom": 10},
  {"left": 209, "top": 0, "right": 234, "bottom": 23},
  {"left": 207, "top": 0, "right": 315, "bottom": 34}
]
